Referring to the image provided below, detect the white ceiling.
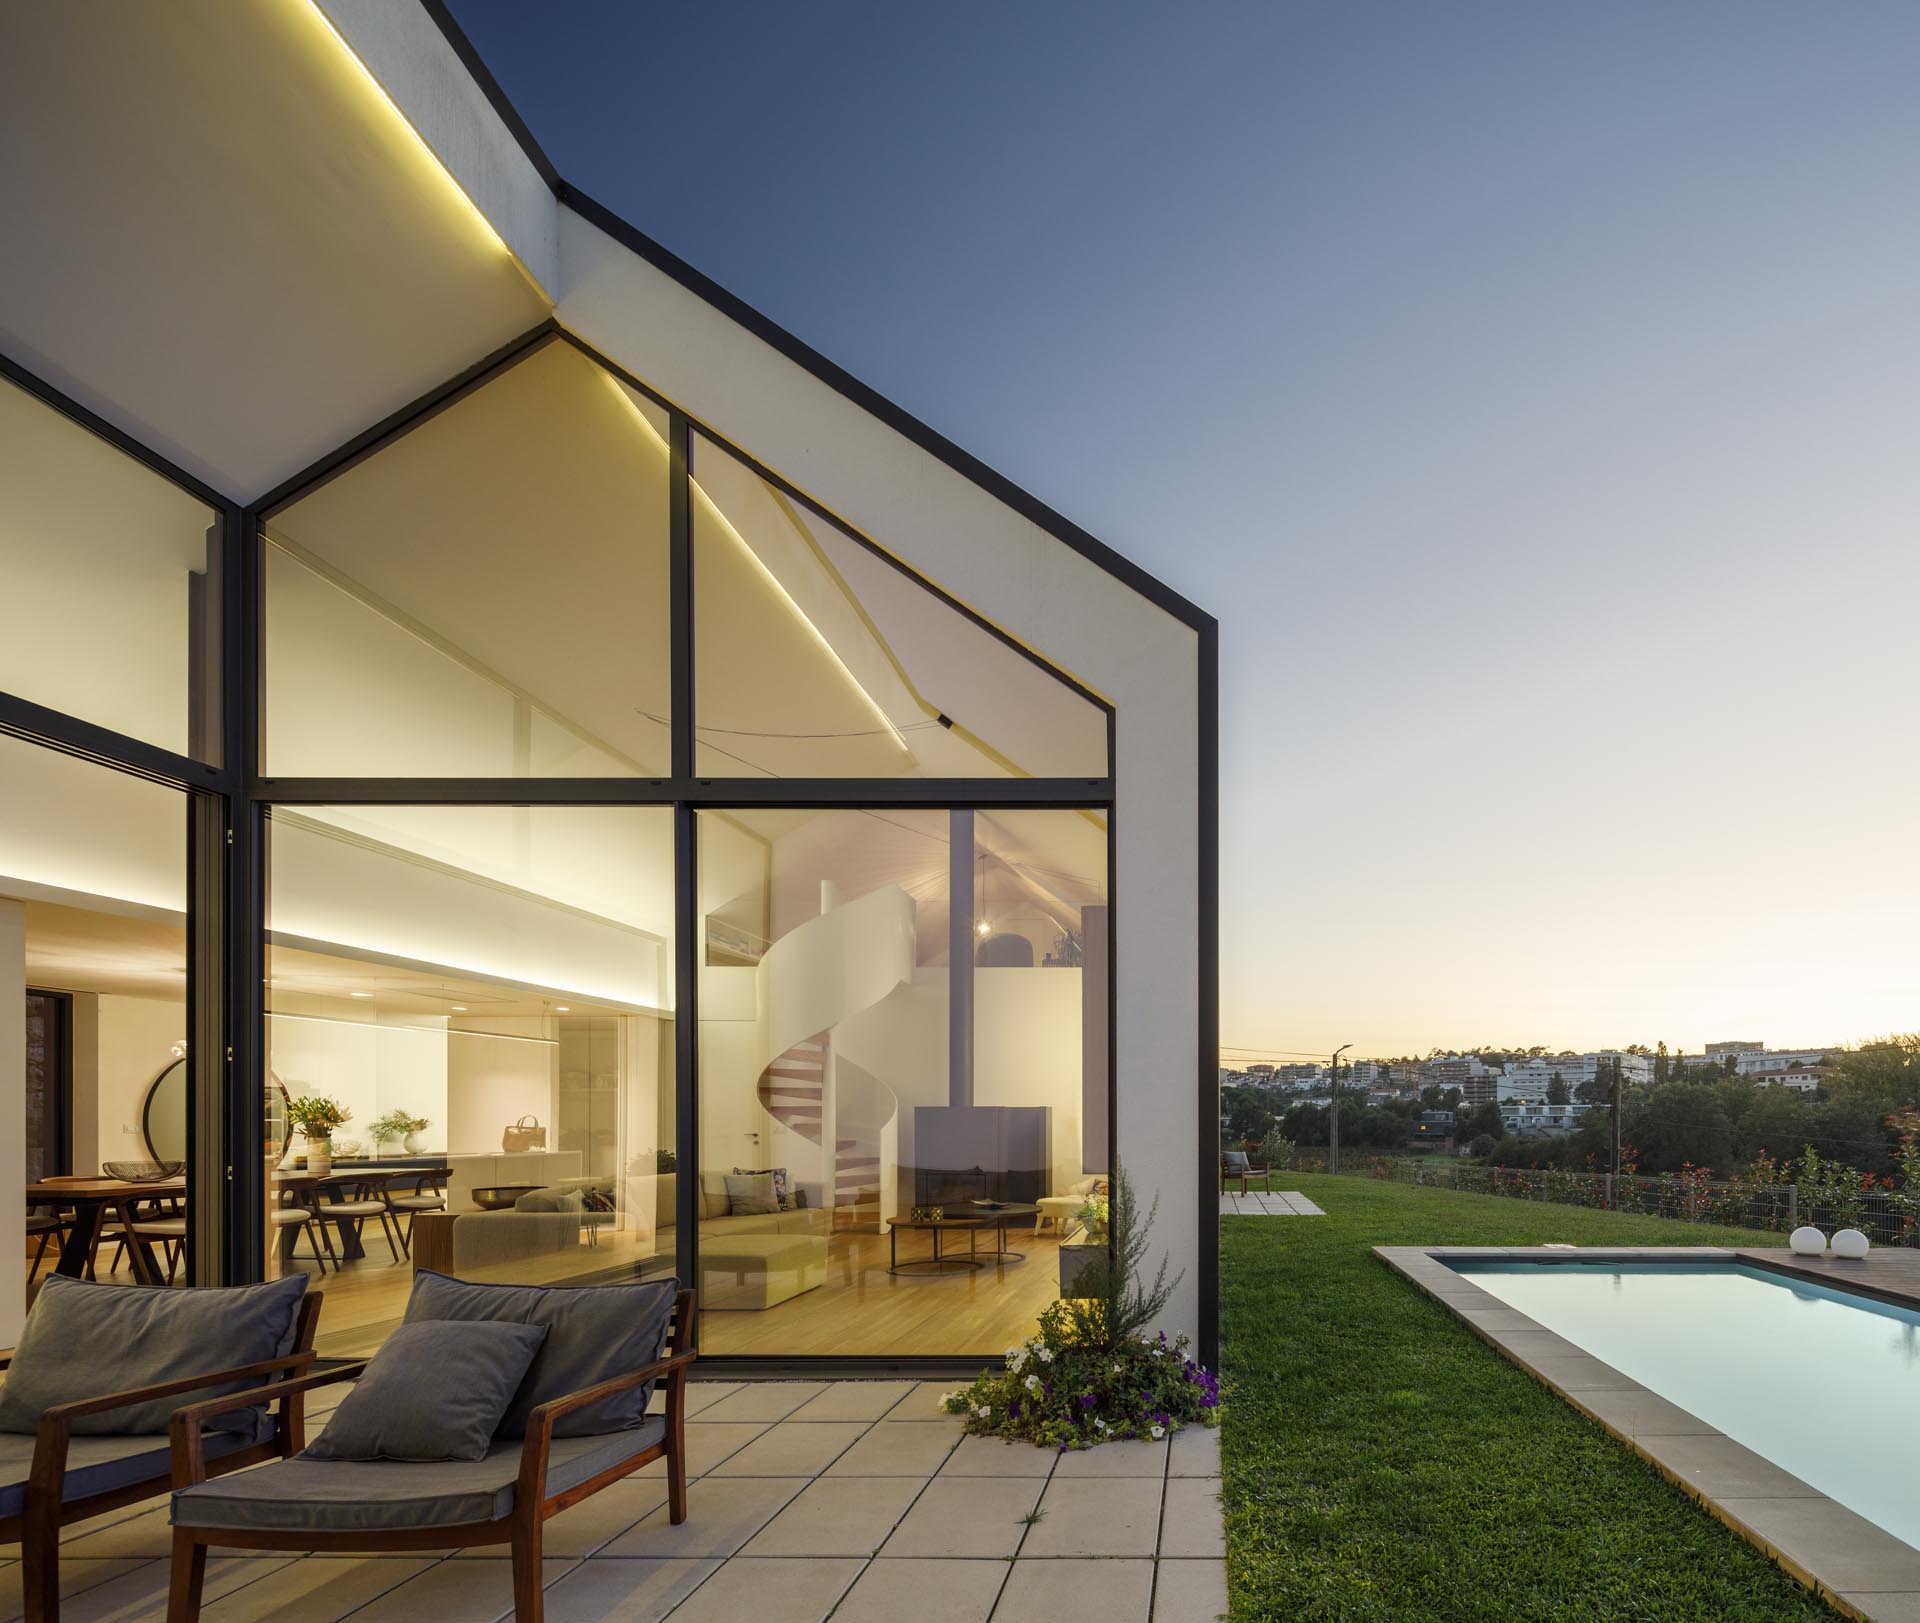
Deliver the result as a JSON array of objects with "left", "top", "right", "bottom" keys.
[{"left": 0, "top": 0, "right": 550, "bottom": 500}]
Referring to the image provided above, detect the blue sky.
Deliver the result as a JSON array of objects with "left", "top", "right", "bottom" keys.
[{"left": 448, "top": 0, "right": 1920, "bottom": 1058}]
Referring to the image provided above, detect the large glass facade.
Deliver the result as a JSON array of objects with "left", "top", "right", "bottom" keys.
[
  {"left": 692, "top": 433, "right": 1110, "bottom": 779},
  {"left": 263, "top": 805, "right": 676, "bottom": 1357},
  {"left": 697, "top": 808, "right": 1108, "bottom": 1356},
  {"left": 4, "top": 333, "right": 1115, "bottom": 1366},
  {"left": 0, "top": 377, "right": 221, "bottom": 761},
  {"left": 3, "top": 733, "right": 191, "bottom": 1318}
]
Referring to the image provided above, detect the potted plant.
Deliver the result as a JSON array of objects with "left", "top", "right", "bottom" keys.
[
  {"left": 1059, "top": 1187, "right": 1109, "bottom": 1297},
  {"left": 286, "top": 1096, "right": 350, "bottom": 1177},
  {"left": 367, "top": 1110, "right": 412, "bottom": 1158},
  {"left": 403, "top": 1115, "right": 431, "bottom": 1154}
]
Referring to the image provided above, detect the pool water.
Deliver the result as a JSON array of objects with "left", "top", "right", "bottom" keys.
[{"left": 1454, "top": 1260, "right": 1920, "bottom": 1548}]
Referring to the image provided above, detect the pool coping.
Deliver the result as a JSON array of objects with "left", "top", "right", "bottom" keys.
[{"left": 1376, "top": 1244, "right": 1920, "bottom": 1623}]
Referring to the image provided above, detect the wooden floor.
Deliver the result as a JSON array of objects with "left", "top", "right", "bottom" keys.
[{"left": 264, "top": 1221, "right": 1070, "bottom": 1361}]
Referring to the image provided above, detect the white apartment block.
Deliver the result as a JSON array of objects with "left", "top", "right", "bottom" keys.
[{"left": 1500, "top": 1051, "right": 1650, "bottom": 1100}]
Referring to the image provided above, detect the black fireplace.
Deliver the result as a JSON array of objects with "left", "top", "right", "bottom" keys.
[{"left": 913, "top": 1105, "right": 1051, "bottom": 1206}]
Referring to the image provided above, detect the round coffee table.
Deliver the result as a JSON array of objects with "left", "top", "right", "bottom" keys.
[{"left": 887, "top": 1204, "right": 1040, "bottom": 1274}]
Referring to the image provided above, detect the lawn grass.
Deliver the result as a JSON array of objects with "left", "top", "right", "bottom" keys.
[{"left": 1221, "top": 1172, "right": 1840, "bottom": 1622}]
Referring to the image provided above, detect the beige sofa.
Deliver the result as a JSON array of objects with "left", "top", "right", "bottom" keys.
[{"left": 652, "top": 1172, "right": 830, "bottom": 1310}]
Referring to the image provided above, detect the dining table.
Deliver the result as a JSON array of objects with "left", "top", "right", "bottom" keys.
[
  {"left": 272, "top": 1168, "right": 413, "bottom": 1263},
  {"left": 25, "top": 1175, "right": 184, "bottom": 1287}
]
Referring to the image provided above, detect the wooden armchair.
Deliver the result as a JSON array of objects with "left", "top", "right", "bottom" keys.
[
  {"left": 167, "top": 1287, "right": 696, "bottom": 1623},
  {"left": 1221, "top": 1149, "right": 1272, "bottom": 1193},
  {"left": 0, "top": 1291, "right": 321, "bottom": 1623}
]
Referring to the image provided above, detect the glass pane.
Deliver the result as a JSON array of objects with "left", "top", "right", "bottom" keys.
[
  {"left": 264, "top": 341, "right": 672, "bottom": 777},
  {"left": 696, "top": 806, "right": 1106, "bottom": 1357},
  {"left": 265, "top": 804, "right": 675, "bottom": 1357},
  {"left": 0, "top": 378, "right": 220, "bottom": 761},
  {"left": 692, "top": 433, "right": 1108, "bottom": 779},
  {"left": 2, "top": 733, "right": 189, "bottom": 1328}
]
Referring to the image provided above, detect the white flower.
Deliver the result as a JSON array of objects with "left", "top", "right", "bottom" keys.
[
  {"left": 1112, "top": 1363, "right": 1123, "bottom": 1375},
  {"left": 1150, "top": 1424, "right": 1166, "bottom": 1440},
  {"left": 1036, "top": 1346, "right": 1055, "bottom": 1364},
  {"left": 1024, "top": 1374, "right": 1043, "bottom": 1394},
  {"left": 976, "top": 1404, "right": 991, "bottom": 1419},
  {"left": 1093, "top": 1417, "right": 1108, "bottom": 1431}
]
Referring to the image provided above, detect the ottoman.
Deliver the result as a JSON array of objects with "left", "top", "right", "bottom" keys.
[{"left": 700, "top": 1232, "right": 828, "bottom": 1310}]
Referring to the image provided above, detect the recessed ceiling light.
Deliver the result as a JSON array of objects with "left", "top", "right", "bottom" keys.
[
  {"left": 350, "top": 991, "right": 372, "bottom": 999},
  {"left": 450, "top": 1005, "right": 466, "bottom": 1012},
  {"left": 555, "top": 1006, "right": 571, "bottom": 1013}
]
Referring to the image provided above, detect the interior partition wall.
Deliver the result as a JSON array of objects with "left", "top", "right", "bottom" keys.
[{"left": 2, "top": 326, "right": 1117, "bottom": 1366}]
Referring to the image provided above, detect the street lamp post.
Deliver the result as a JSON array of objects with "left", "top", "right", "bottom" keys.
[{"left": 1327, "top": 1043, "right": 1352, "bottom": 1175}]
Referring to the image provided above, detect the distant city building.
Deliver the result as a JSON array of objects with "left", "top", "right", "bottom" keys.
[
  {"left": 1748, "top": 1066, "right": 1825, "bottom": 1094},
  {"left": 1499, "top": 1101, "right": 1593, "bottom": 1136},
  {"left": 1412, "top": 1110, "right": 1455, "bottom": 1142},
  {"left": 1501, "top": 1051, "right": 1649, "bottom": 1100},
  {"left": 1705, "top": 1041, "right": 1765, "bottom": 1059},
  {"left": 1418, "top": 1056, "right": 1500, "bottom": 1104},
  {"left": 1734, "top": 1047, "right": 1835, "bottom": 1076}
]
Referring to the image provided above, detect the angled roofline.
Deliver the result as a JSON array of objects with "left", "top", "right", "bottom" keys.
[{"left": 414, "top": 0, "right": 1215, "bottom": 636}]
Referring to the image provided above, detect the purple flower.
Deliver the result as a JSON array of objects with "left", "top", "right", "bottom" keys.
[
  {"left": 1008, "top": 1399, "right": 1021, "bottom": 1420},
  {"left": 1079, "top": 1392, "right": 1097, "bottom": 1409}
]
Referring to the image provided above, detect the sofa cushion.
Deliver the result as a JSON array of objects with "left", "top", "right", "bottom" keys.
[
  {"left": 404, "top": 1272, "right": 676, "bottom": 1438},
  {"left": 0, "top": 1274, "right": 308, "bottom": 1437},
  {"left": 305, "top": 1321, "right": 549, "bottom": 1462},
  {"left": 731, "top": 1165, "right": 791, "bottom": 1206},
  {"left": 513, "top": 1186, "right": 584, "bottom": 1215},
  {"left": 0, "top": 1415, "right": 273, "bottom": 1520},
  {"left": 723, "top": 1172, "right": 778, "bottom": 1217},
  {"left": 171, "top": 1420, "right": 665, "bottom": 1533}
]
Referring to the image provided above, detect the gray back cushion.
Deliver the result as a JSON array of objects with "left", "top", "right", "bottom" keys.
[
  {"left": 1223, "top": 1150, "right": 1250, "bottom": 1170},
  {"left": 305, "top": 1321, "right": 549, "bottom": 1462},
  {"left": 404, "top": 1271, "right": 677, "bottom": 1438},
  {"left": 512, "top": 1187, "right": 583, "bottom": 1215},
  {"left": 0, "top": 1273, "right": 308, "bottom": 1437},
  {"left": 723, "top": 1172, "right": 778, "bottom": 1217}
]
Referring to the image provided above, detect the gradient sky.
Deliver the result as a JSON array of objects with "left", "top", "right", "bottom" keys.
[{"left": 447, "top": 0, "right": 1920, "bottom": 1061}]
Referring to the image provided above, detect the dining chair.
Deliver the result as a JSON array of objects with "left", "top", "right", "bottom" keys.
[
  {"left": 313, "top": 1178, "right": 405, "bottom": 1263},
  {"left": 381, "top": 1172, "right": 447, "bottom": 1258}
]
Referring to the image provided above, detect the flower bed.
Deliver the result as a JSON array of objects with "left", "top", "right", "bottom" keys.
[{"left": 944, "top": 1300, "right": 1221, "bottom": 1450}]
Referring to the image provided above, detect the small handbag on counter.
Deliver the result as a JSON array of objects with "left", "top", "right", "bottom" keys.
[{"left": 501, "top": 1115, "right": 547, "bottom": 1152}]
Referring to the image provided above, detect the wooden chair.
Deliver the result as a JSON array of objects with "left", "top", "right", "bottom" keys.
[
  {"left": 269, "top": 1190, "right": 334, "bottom": 1275},
  {"left": 312, "top": 1177, "right": 405, "bottom": 1264},
  {"left": 24, "top": 1209, "right": 66, "bottom": 1283},
  {"left": 166, "top": 1288, "right": 696, "bottom": 1623},
  {"left": 381, "top": 1171, "right": 448, "bottom": 1258},
  {"left": 1221, "top": 1149, "right": 1271, "bottom": 1193},
  {"left": 0, "top": 1292, "right": 321, "bottom": 1623}
]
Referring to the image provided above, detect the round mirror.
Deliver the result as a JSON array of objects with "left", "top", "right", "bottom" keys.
[{"left": 141, "top": 1057, "right": 187, "bottom": 1164}]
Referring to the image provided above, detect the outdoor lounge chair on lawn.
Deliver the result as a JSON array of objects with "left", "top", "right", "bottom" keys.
[
  {"left": 165, "top": 1278, "right": 695, "bottom": 1623},
  {"left": 0, "top": 1275, "right": 321, "bottom": 1623},
  {"left": 1222, "top": 1149, "right": 1272, "bottom": 1193}
]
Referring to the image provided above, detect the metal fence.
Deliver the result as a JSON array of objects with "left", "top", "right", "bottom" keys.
[{"left": 1289, "top": 1155, "right": 1920, "bottom": 1246}]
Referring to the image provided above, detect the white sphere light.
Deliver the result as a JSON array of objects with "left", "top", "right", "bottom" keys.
[
  {"left": 1831, "top": 1228, "right": 1871, "bottom": 1260},
  {"left": 1788, "top": 1226, "right": 1827, "bottom": 1256}
]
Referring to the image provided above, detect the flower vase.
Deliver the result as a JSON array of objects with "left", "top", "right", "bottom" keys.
[
  {"left": 306, "top": 1135, "right": 333, "bottom": 1178},
  {"left": 403, "top": 1130, "right": 426, "bottom": 1154}
]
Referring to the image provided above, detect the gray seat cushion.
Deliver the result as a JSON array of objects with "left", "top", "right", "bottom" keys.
[
  {"left": 171, "top": 1419, "right": 665, "bottom": 1533},
  {"left": 0, "top": 1274, "right": 309, "bottom": 1437},
  {"left": 404, "top": 1272, "right": 676, "bottom": 1438},
  {"left": 0, "top": 1413, "right": 273, "bottom": 1520}
]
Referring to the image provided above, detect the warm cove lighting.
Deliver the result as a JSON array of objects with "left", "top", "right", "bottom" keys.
[
  {"left": 691, "top": 478, "right": 911, "bottom": 754},
  {"left": 298, "top": 0, "right": 522, "bottom": 272}
]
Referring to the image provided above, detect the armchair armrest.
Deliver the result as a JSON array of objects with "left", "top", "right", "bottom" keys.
[
  {"left": 168, "top": 1362, "right": 368, "bottom": 1489},
  {"left": 515, "top": 1349, "right": 696, "bottom": 1507}
]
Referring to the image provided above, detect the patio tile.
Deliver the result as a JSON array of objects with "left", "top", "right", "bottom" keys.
[
  {"left": 650, "top": 1380, "right": 745, "bottom": 1418},
  {"left": 1167, "top": 1424, "right": 1221, "bottom": 1476},
  {"left": 651, "top": 1555, "right": 861, "bottom": 1623},
  {"left": 880, "top": 1475, "right": 1045, "bottom": 1558},
  {"left": 993, "top": 1558, "right": 1153, "bottom": 1621},
  {"left": 1571, "top": 1388, "right": 1721, "bottom": 1439},
  {"left": 1717, "top": 1498, "right": 1920, "bottom": 1592},
  {"left": 741, "top": 1474, "right": 928, "bottom": 1557},
  {"left": 1159, "top": 1477, "right": 1227, "bottom": 1558},
  {"left": 196, "top": 1556, "right": 438, "bottom": 1622},
  {"left": 539, "top": 1557, "right": 720, "bottom": 1623},
  {"left": 1450, "top": 1306, "right": 1553, "bottom": 1337},
  {"left": 56, "top": 1506, "right": 176, "bottom": 1560},
  {"left": 1152, "top": 1558, "right": 1230, "bottom": 1621},
  {"left": 830, "top": 1557, "right": 1005, "bottom": 1623},
  {"left": 941, "top": 1433, "right": 1058, "bottom": 1478},
  {"left": 784, "top": 1380, "right": 918, "bottom": 1422},
  {"left": 0, "top": 1558, "right": 294, "bottom": 1623},
  {"left": 1051, "top": 1436, "right": 1168, "bottom": 1478},
  {"left": 825, "top": 1420, "right": 961, "bottom": 1477},
  {"left": 1485, "top": 1330, "right": 1590, "bottom": 1363},
  {"left": 708, "top": 1420, "right": 866, "bottom": 1477},
  {"left": 1022, "top": 1478, "right": 1163, "bottom": 1558},
  {"left": 676, "top": 1419, "right": 772, "bottom": 1475},
  {"left": 884, "top": 1381, "right": 971, "bottom": 1422},
  {"left": 500, "top": 1477, "right": 667, "bottom": 1557},
  {"left": 1637, "top": 1433, "right": 1826, "bottom": 1501},
  {"left": 602, "top": 1476, "right": 807, "bottom": 1558},
  {"left": 340, "top": 1556, "right": 575, "bottom": 1622},
  {"left": 692, "top": 1382, "right": 829, "bottom": 1423},
  {"left": 0, "top": 1558, "right": 155, "bottom": 1623}
]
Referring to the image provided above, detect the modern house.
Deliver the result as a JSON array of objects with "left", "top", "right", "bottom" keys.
[{"left": 0, "top": 1, "right": 1217, "bottom": 1372}]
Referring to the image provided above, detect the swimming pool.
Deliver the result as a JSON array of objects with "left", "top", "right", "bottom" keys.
[{"left": 1454, "top": 1259, "right": 1920, "bottom": 1550}]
